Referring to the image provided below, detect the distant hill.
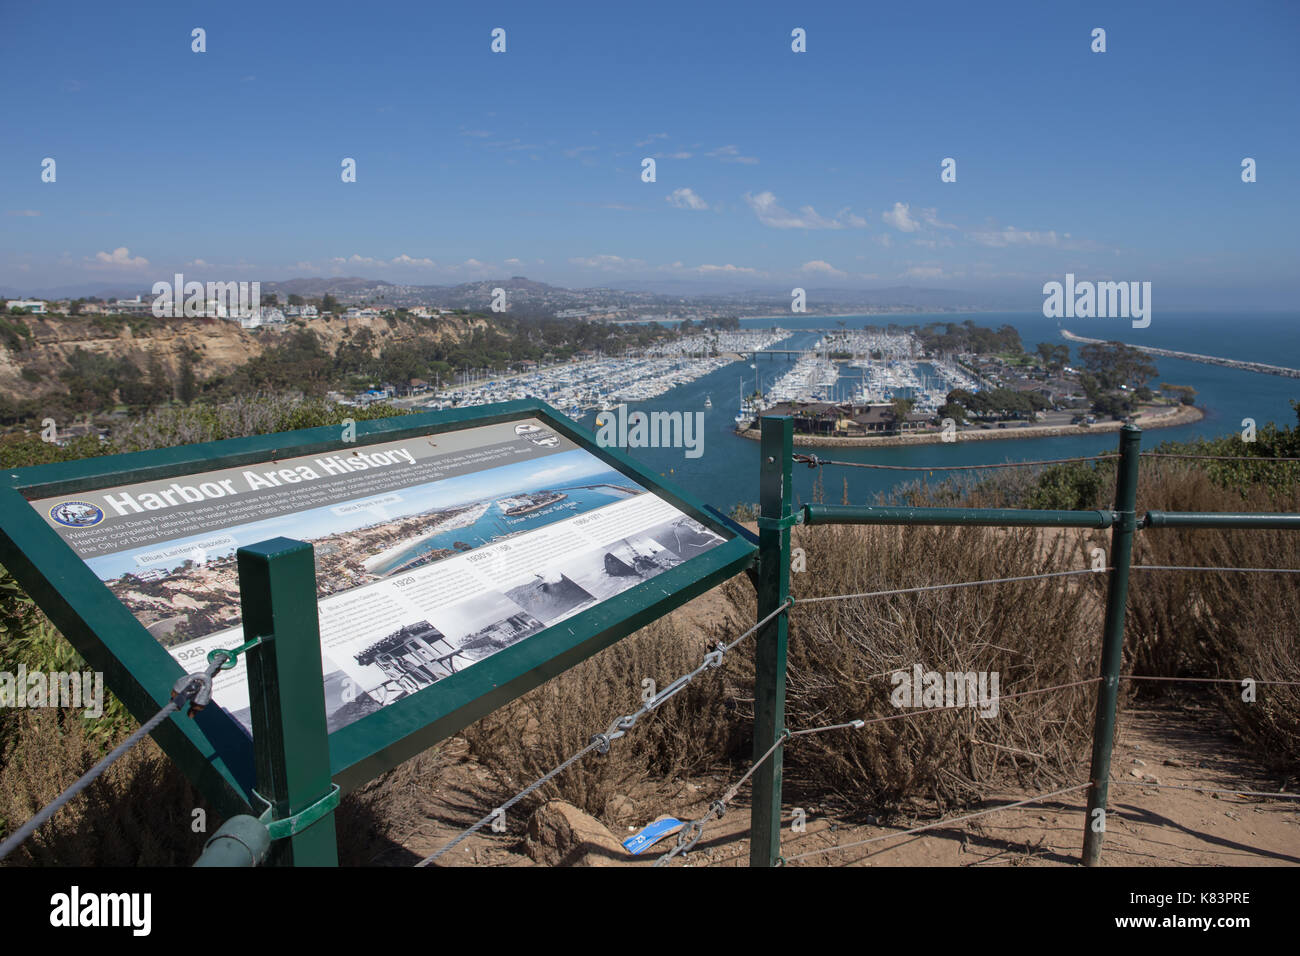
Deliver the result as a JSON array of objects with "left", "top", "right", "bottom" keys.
[{"left": 4, "top": 275, "right": 1012, "bottom": 315}]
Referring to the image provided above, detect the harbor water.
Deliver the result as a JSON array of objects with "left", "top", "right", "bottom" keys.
[{"left": 572, "top": 311, "right": 1300, "bottom": 513}]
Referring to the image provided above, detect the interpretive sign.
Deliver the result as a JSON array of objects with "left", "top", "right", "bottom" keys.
[{"left": 0, "top": 401, "right": 755, "bottom": 809}]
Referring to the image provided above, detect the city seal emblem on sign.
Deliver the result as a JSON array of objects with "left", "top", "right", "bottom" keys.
[
  {"left": 49, "top": 501, "right": 106, "bottom": 528},
  {"left": 514, "top": 422, "right": 559, "bottom": 448}
]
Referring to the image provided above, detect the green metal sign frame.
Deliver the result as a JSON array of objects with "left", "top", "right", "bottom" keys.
[{"left": 0, "top": 399, "right": 757, "bottom": 817}]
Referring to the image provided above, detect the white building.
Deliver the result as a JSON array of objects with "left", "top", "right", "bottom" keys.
[
  {"left": 111, "top": 296, "right": 152, "bottom": 316},
  {"left": 6, "top": 299, "right": 47, "bottom": 314},
  {"left": 239, "top": 307, "right": 286, "bottom": 329}
]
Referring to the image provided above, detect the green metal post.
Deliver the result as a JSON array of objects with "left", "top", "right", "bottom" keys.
[
  {"left": 751, "top": 416, "right": 792, "bottom": 867},
  {"left": 193, "top": 815, "right": 272, "bottom": 867},
  {"left": 238, "top": 538, "right": 338, "bottom": 867},
  {"left": 1082, "top": 425, "right": 1141, "bottom": 866}
]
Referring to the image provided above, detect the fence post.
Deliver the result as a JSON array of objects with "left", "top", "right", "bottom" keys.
[
  {"left": 751, "top": 415, "right": 793, "bottom": 867},
  {"left": 237, "top": 537, "right": 338, "bottom": 867},
  {"left": 1082, "top": 424, "right": 1141, "bottom": 865}
]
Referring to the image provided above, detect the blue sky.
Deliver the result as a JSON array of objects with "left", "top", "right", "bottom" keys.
[{"left": 3, "top": 0, "right": 1297, "bottom": 306}]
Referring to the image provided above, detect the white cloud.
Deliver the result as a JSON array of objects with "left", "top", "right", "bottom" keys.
[
  {"left": 653, "top": 151, "right": 693, "bottom": 159},
  {"left": 563, "top": 145, "right": 599, "bottom": 158},
  {"left": 706, "top": 144, "right": 759, "bottom": 165},
  {"left": 666, "top": 187, "right": 708, "bottom": 210},
  {"left": 743, "top": 191, "right": 866, "bottom": 230},
  {"left": 88, "top": 246, "right": 149, "bottom": 269},
  {"left": 967, "top": 226, "right": 1060, "bottom": 247},
  {"left": 635, "top": 133, "right": 670, "bottom": 147},
  {"left": 920, "top": 207, "right": 957, "bottom": 229},
  {"left": 568, "top": 254, "right": 646, "bottom": 271},
  {"left": 660, "top": 261, "right": 764, "bottom": 276},
  {"left": 882, "top": 202, "right": 921, "bottom": 232},
  {"left": 694, "top": 262, "right": 760, "bottom": 275},
  {"left": 801, "top": 260, "right": 846, "bottom": 277},
  {"left": 391, "top": 254, "right": 436, "bottom": 268},
  {"left": 6, "top": 210, "right": 40, "bottom": 217},
  {"left": 504, "top": 257, "right": 522, "bottom": 266},
  {"left": 872, "top": 234, "right": 893, "bottom": 247},
  {"left": 902, "top": 265, "right": 945, "bottom": 279}
]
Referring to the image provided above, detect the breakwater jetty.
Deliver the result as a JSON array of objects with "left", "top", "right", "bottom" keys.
[{"left": 1061, "top": 330, "right": 1300, "bottom": 379}]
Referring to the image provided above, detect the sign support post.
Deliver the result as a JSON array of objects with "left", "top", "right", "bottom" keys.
[
  {"left": 750, "top": 416, "right": 792, "bottom": 867},
  {"left": 238, "top": 538, "right": 338, "bottom": 867}
]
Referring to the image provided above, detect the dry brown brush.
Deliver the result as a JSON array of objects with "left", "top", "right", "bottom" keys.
[
  {"left": 1125, "top": 461, "right": 1300, "bottom": 772},
  {"left": 724, "top": 522, "right": 1104, "bottom": 817},
  {"left": 461, "top": 614, "right": 747, "bottom": 827}
]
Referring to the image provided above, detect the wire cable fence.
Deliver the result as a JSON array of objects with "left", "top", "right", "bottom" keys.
[
  {"left": 789, "top": 451, "right": 1300, "bottom": 473},
  {"left": 0, "top": 657, "right": 225, "bottom": 863},
  {"left": 653, "top": 673, "right": 1105, "bottom": 867},
  {"left": 642, "top": 478, "right": 1299, "bottom": 869},
  {"left": 420, "top": 550, "right": 1296, "bottom": 868},
  {"left": 792, "top": 453, "right": 1119, "bottom": 472},
  {"left": 415, "top": 597, "right": 795, "bottom": 867}
]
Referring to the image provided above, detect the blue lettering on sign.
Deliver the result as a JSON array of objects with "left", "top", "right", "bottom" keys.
[{"left": 623, "top": 817, "right": 684, "bottom": 855}]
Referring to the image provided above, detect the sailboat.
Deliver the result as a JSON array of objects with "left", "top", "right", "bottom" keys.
[{"left": 704, "top": 395, "right": 712, "bottom": 408}]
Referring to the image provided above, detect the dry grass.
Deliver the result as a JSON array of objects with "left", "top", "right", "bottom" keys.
[
  {"left": 723, "top": 522, "right": 1104, "bottom": 817},
  {"left": 1127, "top": 461, "right": 1300, "bottom": 771},
  {"left": 0, "top": 709, "right": 210, "bottom": 866},
  {"left": 462, "top": 615, "right": 745, "bottom": 826}
]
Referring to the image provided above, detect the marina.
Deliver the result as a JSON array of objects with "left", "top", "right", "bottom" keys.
[
  {"left": 378, "top": 311, "right": 1298, "bottom": 516},
  {"left": 418, "top": 329, "right": 791, "bottom": 418}
]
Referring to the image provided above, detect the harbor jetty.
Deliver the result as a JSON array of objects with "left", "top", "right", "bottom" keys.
[{"left": 1061, "top": 330, "right": 1300, "bottom": 379}]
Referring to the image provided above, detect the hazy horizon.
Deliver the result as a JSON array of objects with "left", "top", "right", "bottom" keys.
[{"left": 4, "top": 1, "right": 1297, "bottom": 310}]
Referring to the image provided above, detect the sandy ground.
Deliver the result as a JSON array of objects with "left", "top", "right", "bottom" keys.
[
  {"left": 370, "top": 579, "right": 1296, "bottom": 868},
  {"left": 373, "top": 695, "right": 1298, "bottom": 868}
]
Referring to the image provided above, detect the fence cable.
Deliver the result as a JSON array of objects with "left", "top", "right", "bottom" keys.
[
  {"left": 1140, "top": 452, "right": 1300, "bottom": 463},
  {"left": 1131, "top": 564, "right": 1300, "bottom": 575},
  {"left": 653, "top": 676, "right": 1100, "bottom": 867},
  {"left": 653, "top": 720, "right": 864, "bottom": 868},
  {"left": 416, "top": 597, "right": 795, "bottom": 867},
  {"left": 792, "top": 453, "right": 1118, "bottom": 472},
  {"left": 794, "top": 567, "right": 1106, "bottom": 606},
  {"left": 0, "top": 660, "right": 222, "bottom": 863},
  {"left": 1120, "top": 674, "right": 1300, "bottom": 687}
]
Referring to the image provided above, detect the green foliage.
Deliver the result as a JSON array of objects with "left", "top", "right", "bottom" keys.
[
  {"left": 1078, "top": 341, "right": 1158, "bottom": 391},
  {"left": 936, "top": 401, "right": 966, "bottom": 423},
  {"left": 1025, "top": 462, "right": 1107, "bottom": 511},
  {"left": 1160, "top": 382, "right": 1197, "bottom": 405},
  {"left": 1149, "top": 400, "right": 1300, "bottom": 496},
  {"left": 947, "top": 386, "right": 1048, "bottom": 420},
  {"left": 0, "top": 315, "right": 33, "bottom": 352},
  {"left": 1036, "top": 342, "right": 1070, "bottom": 371},
  {"left": 910, "top": 319, "right": 1023, "bottom": 355}
]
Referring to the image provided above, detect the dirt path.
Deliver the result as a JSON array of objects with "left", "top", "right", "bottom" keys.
[{"left": 381, "top": 690, "right": 1297, "bottom": 868}]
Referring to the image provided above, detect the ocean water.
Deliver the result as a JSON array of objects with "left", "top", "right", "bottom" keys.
[
  {"left": 575, "top": 311, "right": 1300, "bottom": 512},
  {"left": 368, "top": 476, "right": 640, "bottom": 574}
]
